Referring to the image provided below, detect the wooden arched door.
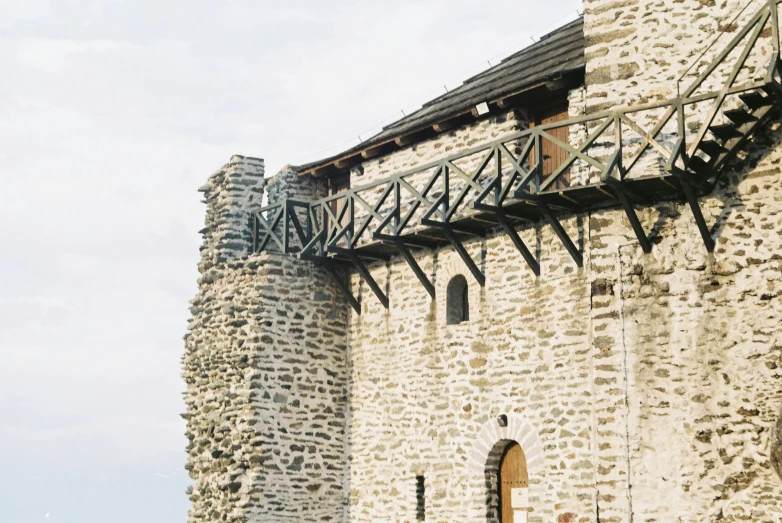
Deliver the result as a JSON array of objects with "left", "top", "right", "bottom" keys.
[{"left": 498, "top": 442, "right": 529, "bottom": 523}]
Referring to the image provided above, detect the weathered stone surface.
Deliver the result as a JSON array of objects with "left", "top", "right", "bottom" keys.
[
  {"left": 184, "top": 165, "right": 349, "bottom": 523},
  {"left": 198, "top": 155, "right": 265, "bottom": 271},
  {"left": 184, "top": 1, "right": 782, "bottom": 521}
]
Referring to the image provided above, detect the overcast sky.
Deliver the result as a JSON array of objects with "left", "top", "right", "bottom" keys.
[{"left": 0, "top": 1, "right": 580, "bottom": 521}]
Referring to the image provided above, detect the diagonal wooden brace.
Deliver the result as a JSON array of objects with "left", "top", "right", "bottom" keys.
[
  {"left": 536, "top": 198, "right": 583, "bottom": 267},
  {"left": 602, "top": 182, "right": 651, "bottom": 255},
  {"left": 330, "top": 246, "right": 390, "bottom": 308},
  {"left": 609, "top": 181, "right": 653, "bottom": 254},
  {"left": 321, "top": 264, "right": 361, "bottom": 314},
  {"left": 393, "top": 239, "right": 435, "bottom": 299},
  {"left": 442, "top": 226, "right": 485, "bottom": 286},
  {"left": 674, "top": 172, "right": 716, "bottom": 252},
  {"left": 494, "top": 211, "right": 540, "bottom": 276}
]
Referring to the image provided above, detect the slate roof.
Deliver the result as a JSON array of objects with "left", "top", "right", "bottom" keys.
[{"left": 300, "top": 16, "right": 585, "bottom": 174}]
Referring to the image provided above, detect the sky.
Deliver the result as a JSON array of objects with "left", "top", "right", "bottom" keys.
[{"left": 0, "top": 1, "right": 581, "bottom": 522}]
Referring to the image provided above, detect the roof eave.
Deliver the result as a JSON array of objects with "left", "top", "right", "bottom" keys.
[{"left": 297, "top": 65, "right": 585, "bottom": 178}]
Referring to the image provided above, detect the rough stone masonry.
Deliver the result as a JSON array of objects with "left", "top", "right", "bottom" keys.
[{"left": 183, "top": 0, "right": 782, "bottom": 521}]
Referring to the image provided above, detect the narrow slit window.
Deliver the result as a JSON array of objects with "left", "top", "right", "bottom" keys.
[
  {"left": 416, "top": 475, "right": 425, "bottom": 521},
  {"left": 446, "top": 275, "right": 469, "bottom": 325}
]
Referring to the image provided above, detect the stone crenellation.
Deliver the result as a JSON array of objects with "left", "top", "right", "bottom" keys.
[{"left": 184, "top": 1, "right": 782, "bottom": 521}]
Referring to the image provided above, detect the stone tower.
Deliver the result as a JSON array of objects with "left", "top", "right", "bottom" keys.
[{"left": 183, "top": 158, "right": 350, "bottom": 522}]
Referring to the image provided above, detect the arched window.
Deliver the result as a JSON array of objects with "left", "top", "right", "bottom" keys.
[{"left": 446, "top": 275, "right": 469, "bottom": 325}]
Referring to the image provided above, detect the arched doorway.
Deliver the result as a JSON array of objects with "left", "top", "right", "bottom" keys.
[
  {"left": 469, "top": 415, "right": 543, "bottom": 521},
  {"left": 498, "top": 442, "right": 529, "bottom": 523}
]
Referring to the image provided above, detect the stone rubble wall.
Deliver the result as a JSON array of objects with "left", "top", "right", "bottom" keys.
[
  {"left": 198, "top": 155, "right": 265, "bottom": 272},
  {"left": 338, "top": 1, "right": 782, "bottom": 514},
  {"left": 582, "top": 0, "right": 773, "bottom": 111},
  {"left": 342, "top": 123, "right": 782, "bottom": 522},
  {"left": 184, "top": 163, "right": 350, "bottom": 522},
  {"left": 184, "top": 1, "right": 782, "bottom": 521},
  {"left": 580, "top": 1, "right": 782, "bottom": 520}
]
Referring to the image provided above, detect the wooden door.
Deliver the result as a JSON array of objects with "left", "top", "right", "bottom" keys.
[
  {"left": 328, "top": 172, "right": 351, "bottom": 225},
  {"left": 532, "top": 103, "right": 570, "bottom": 190},
  {"left": 498, "top": 442, "right": 529, "bottom": 523}
]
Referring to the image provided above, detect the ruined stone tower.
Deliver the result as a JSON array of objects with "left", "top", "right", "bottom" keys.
[
  {"left": 183, "top": 158, "right": 350, "bottom": 521},
  {"left": 184, "top": 1, "right": 782, "bottom": 521}
]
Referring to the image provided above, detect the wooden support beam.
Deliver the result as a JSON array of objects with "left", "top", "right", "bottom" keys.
[
  {"left": 395, "top": 134, "right": 416, "bottom": 146},
  {"left": 322, "top": 264, "right": 360, "bottom": 314},
  {"left": 448, "top": 222, "right": 485, "bottom": 235},
  {"left": 360, "top": 143, "right": 389, "bottom": 160},
  {"left": 607, "top": 180, "right": 653, "bottom": 254},
  {"left": 433, "top": 119, "right": 459, "bottom": 133},
  {"left": 536, "top": 198, "right": 583, "bottom": 267},
  {"left": 546, "top": 77, "right": 570, "bottom": 91},
  {"left": 601, "top": 149, "right": 652, "bottom": 254},
  {"left": 335, "top": 155, "right": 362, "bottom": 170},
  {"left": 496, "top": 82, "right": 548, "bottom": 108},
  {"left": 375, "top": 232, "right": 440, "bottom": 250},
  {"left": 394, "top": 239, "right": 435, "bottom": 299},
  {"left": 330, "top": 246, "right": 389, "bottom": 308},
  {"left": 675, "top": 172, "right": 716, "bottom": 252},
  {"left": 311, "top": 164, "right": 336, "bottom": 177},
  {"left": 495, "top": 211, "right": 540, "bottom": 276},
  {"left": 442, "top": 226, "right": 485, "bottom": 286},
  {"left": 515, "top": 192, "right": 580, "bottom": 213},
  {"left": 394, "top": 128, "right": 436, "bottom": 147}
]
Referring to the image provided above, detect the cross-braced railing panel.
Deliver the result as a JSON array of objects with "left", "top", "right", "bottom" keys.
[{"left": 253, "top": 0, "right": 782, "bottom": 313}]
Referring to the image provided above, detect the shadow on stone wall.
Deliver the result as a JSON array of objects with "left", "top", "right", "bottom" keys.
[
  {"left": 639, "top": 121, "right": 782, "bottom": 251},
  {"left": 710, "top": 122, "right": 782, "bottom": 243}
]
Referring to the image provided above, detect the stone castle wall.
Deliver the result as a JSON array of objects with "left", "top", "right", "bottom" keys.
[
  {"left": 341, "top": 126, "right": 782, "bottom": 521},
  {"left": 582, "top": 0, "right": 773, "bottom": 111},
  {"left": 184, "top": 1, "right": 782, "bottom": 521},
  {"left": 338, "top": 2, "right": 782, "bottom": 521}
]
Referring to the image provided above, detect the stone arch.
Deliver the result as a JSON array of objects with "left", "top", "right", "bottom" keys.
[{"left": 468, "top": 414, "right": 545, "bottom": 522}]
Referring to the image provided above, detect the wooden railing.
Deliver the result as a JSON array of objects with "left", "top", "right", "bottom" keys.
[{"left": 254, "top": 0, "right": 782, "bottom": 312}]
